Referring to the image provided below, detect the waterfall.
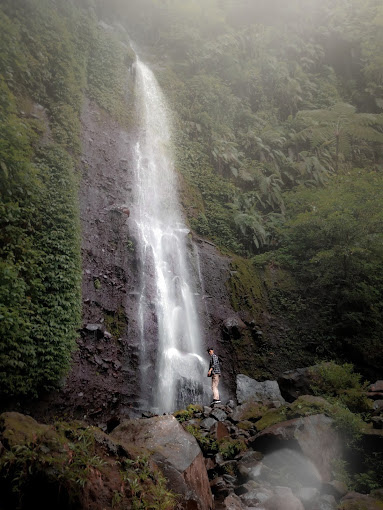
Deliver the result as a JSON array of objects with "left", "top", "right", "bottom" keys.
[{"left": 131, "top": 58, "right": 208, "bottom": 413}]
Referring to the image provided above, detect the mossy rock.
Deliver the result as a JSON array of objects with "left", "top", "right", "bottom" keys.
[
  {"left": 233, "top": 401, "right": 269, "bottom": 422},
  {"left": 255, "top": 408, "right": 289, "bottom": 432},
  {"left": 0, "top": 412, "right": 52, "bottom": 448},
  {"left": 0, "top": 412, "right": 176, "bottom": 510},
  {"left": 237, "top": 420, "right": 254, "bottom": 431},
  {"left": 338, "top": 495, "right": 383, "bottom": 509}
]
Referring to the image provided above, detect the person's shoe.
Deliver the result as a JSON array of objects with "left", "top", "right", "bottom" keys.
[{"left": 211, "top": 399, "right": 221, "bottom": 405}]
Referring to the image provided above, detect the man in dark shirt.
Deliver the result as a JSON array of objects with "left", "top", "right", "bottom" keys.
[{"left": 207, "top": 347, "right": 221, "bottom": 405}]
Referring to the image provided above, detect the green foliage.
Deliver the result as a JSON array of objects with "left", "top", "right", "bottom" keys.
[
  {"left": 117, "top": 0, "right": 383, "bottom": 258},
  {"left": 309, "top": 362, "right": 372, "bottom": 413},
  {"left": 0, "top": 420, "right": 105, "bottom": 507},
  {"left": 120, "top": 456, "right": 177, "bottom": 510},
  {"left": 254, "top": 168, "right": 383, "bottom": 371},
  {"left": 173, "top": 404, "right": 203, "bottom": 423},
  {"left": 218, "top": 437, "right": 246, "bottom": 460},
  {"left": 0, "top": 0, "right": 134, "bottom": 397},
  {"left": 184, "top": 424, "right": 218, "bottom": 455},
  {"left": 255, "top": 394, "right": 365, "bottom": 447},
  {"left": 104, "top": 306, "right": 127, "bottom": 339}
]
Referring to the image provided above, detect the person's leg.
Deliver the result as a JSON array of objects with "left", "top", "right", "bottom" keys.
[{"left": 212, "top": 374, "right": 220, "bottom": 400}]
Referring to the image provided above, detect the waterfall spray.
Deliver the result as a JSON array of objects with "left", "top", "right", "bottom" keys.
[{"left": 131, "top": 58, "right": 209, "bottom": 413}]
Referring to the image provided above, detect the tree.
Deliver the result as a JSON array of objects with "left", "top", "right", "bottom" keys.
[{"left": 294, "top": 103, "right": 383, "bottom": 171}]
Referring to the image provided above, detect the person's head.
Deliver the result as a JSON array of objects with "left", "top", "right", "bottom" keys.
[{"left": 207, "top": 347, "right": 214, "bottom": 355}]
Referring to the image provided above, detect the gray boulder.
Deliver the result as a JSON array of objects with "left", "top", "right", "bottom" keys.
[{"left": 236, "top": 374, "right": 285, "bottom": 405}]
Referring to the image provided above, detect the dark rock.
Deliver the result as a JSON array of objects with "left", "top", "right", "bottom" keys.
[
  {"left": 223, "top": 317, "right": 247, "bottom": 340},
  {"left": 371, "top": 416, "right": 383, "bottom": 429},
  {"left": 201, "top": 417, "right": 217, "bottom": 429},
  {"left": 249, "top": 415, "right": 342, "bottom": 482},
  {"left": 322, "top": 480, "right": 348, "bottom": 499},
  {"left": 84, "top": 323, "right": 105, "bottom": 338},
  {"left": 211, "top": 408, "right": 228, "bottom": 422},
  {"left": 210, "top": 476, "right": 231, "bottom": 498},
  {"left": 277, "top": 366, "right": 314, "bottom": 402}
]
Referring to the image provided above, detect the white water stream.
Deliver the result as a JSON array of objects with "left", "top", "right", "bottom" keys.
[{"left": 131, "top": 58, "right": 208, "bottom": 413}]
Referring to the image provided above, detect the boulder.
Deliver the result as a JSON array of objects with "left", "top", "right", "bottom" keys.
[
  {"left": 322, "top": 480, "right": 348, "bottom": 499},
  {"left": 222, "top": 493, "right": 245, "bottom": 510},
  {"left": 340, "top": 491, "right": 383, "bottom": 510},
  {"left": 201, "top": 417, "right": 217, "bottom": 429},
  {"left": 236, "top": 375, "right": 285, "bottom": 406},
  {"left": 277, "top": 367, "right": 314, "bottom": 402},
  {"left": 263, "top": 486, "right": 305, "bottom": 510},
  {"left": 369, "top": 381, "right": 383, "bottom": 392},
  {"left": 223, "top": 317, "right": 247, "bottom": 340},
  {"left": 211, "top": 421, "right": 230, "bottom": 441},
  {"left": 316, "top": 494, "right": 337, "bottom": 510},
  {"left": 231, "top": 401, "right": 268, "bottom": 423},
  {"left": 249, "top": 415, "right": 342, "bottom": 482},
  {"left": 0, "top": 412, "right": 51, "bottom": 448},
  {"left": 111, "top": 415, "right": 212, "bottom": 510},
  {"left": 211, "top": 408, "right": 228, "bottom": 422}
]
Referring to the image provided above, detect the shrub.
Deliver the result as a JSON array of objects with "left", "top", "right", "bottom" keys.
[
  {"left": 218, "top": 438, "right": 246, "bottom": 460},
  {"left": 309, "top": 362, "right": 372, "bottom": 413}
]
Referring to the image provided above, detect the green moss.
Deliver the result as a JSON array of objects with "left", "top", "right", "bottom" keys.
[
  {"left": 104, "top": 306, "right": 128, "bottom": 339},
  {"left": 0, "top": 412, "right": 177, "bottom": 510},
  {"left": 237, "top": 420, "right": 254, "bottom": 431},
  {"left": 184, "top": 424, "right": 218, "bottom": 455},
  {"left": 227, "top": 256, "right": 264, "bottom": 316},
  {"left": 239, "top": 402, "right": 269, "bottom": 422},
  {"left": 0, "top": 412, "right": 50, "bottom": 448},
  {"left": 309, "top": 362, "right": 372, "bottom": 413},
  {"left": 255, "top": 408, "right": 289, "bottom": 432},
  {"left": 173, "top": 404, "right": 203, "bottom": 423},
  {"left": 218, "top": 437, "right": 246, "bottom": 459}
]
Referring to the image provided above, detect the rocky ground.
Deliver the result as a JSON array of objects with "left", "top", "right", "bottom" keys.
[{"left": 1, "top": 371, "right": 383, "bottom": 510}]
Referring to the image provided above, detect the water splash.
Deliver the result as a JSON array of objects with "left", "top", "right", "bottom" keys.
[{"left": 131, "top": 58, "right": 208, "bottom": 413}]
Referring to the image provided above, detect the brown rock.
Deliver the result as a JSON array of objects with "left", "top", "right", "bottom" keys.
[
  {"left": 212, "top": 421, "right": 230, "bottom": 441},
  {"left": 222, "top": 493, "right": 245, "bottom": 510},
  {"left": 249, "top": 414, "right": 342, "bottom": 482},
  {"left": 111, "top": 415, "right": 212, "bottom": 510}
]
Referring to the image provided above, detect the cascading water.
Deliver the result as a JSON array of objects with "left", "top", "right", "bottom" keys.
[{"left": 131, "top": 57, "right": 209, "bottom": 413}]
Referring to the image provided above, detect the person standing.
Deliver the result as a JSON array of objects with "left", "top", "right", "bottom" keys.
[{"left": 207, "top": 347, "right": 221, "bottom": 405}]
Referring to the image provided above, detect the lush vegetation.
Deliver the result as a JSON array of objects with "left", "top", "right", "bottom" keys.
[
  {"left": 0, "top": 0, "right": 132, "bottom": 397},
  {"left": 0, "top": 412, "right": 176, "bottom": 510},
  {"left": 100, "top": 0, "right": 383, "bottom": 375},
  {"left": 1, "top": 0, "right": 383, "bottom": 392}
]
